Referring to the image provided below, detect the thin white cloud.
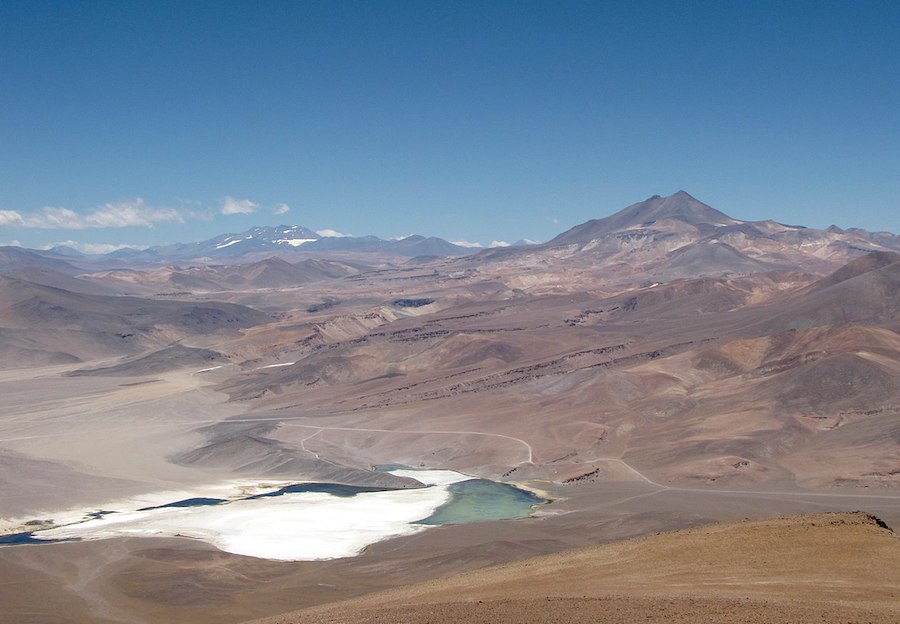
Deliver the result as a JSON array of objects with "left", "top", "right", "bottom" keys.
[
  {"left": 83, "top": 199, "right": 182, "bottom": 228},
  {"left": 220, "top": 196, "right": 259, "bottom": 215},
  {"left": 3, "top": 199, "right": 183, "bottom": 230},
  {"left": 185, "top": 207, "right": 215, "bottom": 221},
  {"left": 273, "top": 203, "right": 290, "bottom": 215},
  {"left": 451, "top": 240, "right": 484, "bottom": 248},
  {"left": 519, "top": 238, "right": 541, "bottom": 245},
  {"left": 490, "top": 240, "right": 511, "bottom": 248},
  {"left": 316, "top": 228, "right": 348, "bottom": 237},
  {"left": 0, "top": 210, "right": 24, "bottom": 226},
  {"left": 551, "top": 217, "right": 560, "bottom": 225},
  {"left": 42, "top": 240, "right": 148, "bottom": 255},
  {"left": 0, "top": 239, "right": 22, "bottom": 247},
  {"left": 31, "top": 207, "right": 86, "bottom": 229},
  {"left": 174, "top": 198, "right": 214, "bottom": 221}
]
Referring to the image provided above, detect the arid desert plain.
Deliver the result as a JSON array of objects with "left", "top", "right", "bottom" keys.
[{"left": 1, "top": 192, "right": 899, "bottom": 623}]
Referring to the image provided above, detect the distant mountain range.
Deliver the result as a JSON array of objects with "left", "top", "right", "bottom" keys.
[
  {"left": 0, "top": 226, "right": 479, "bottom": 269},
  {"left": 1, "top": 191, "right": 898, "bottom": 275},
  {"left": 79, "top": 225, "right": 475, "bottom": 263}
]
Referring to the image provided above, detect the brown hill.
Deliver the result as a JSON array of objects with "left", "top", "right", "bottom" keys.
[
  {"left": 66, "top": 344, "right": 225, "bottom": 377},
  {"left": 652, "top": 240, "right": 780, "bottom": 276},
  {"left": 248, "top": 512, "right": 900, "bottom": 624},
  {"left": 211, "top": 250, "right": 899, "bottom": 491},
  {"left": 0, "top": 276, "right": 269, "bottom": 366},
  {"left": 2, "top": 266, "right": 118, "bottom": 295},
  {"left": 218, "top": 257, "right": 358, "bottom": 289},
  {"left": 0, "top": 277, "right": 268, "bottom": 331},
  {"left": 548, "top": 191, "right": 738, "bottom": 245},
  {"left": 464, "top": 193, "right": 899, "bottom": 290},
  {"left": 171, "top": 421, "right": 422, "bottom": 487},
  {"left": 745, "top": 253, "right": 900, "bottom": 332},
  {"left": 82, "top": 257, "right": 360, "bottom": 294},
  {"left": 803, "top": 249, "right": 900, "bottom": 292},
  {"left": 0, "top": 246, "right": 84, "bottom": 275}
]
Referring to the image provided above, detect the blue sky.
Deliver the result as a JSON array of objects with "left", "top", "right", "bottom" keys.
[{"left": 1, "top": 1, "right": 898, "bottom": 252}]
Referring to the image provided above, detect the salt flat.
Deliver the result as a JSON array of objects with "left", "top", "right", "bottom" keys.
[{"left": 11, "top": 470, "right": 473, "bottom": 561}]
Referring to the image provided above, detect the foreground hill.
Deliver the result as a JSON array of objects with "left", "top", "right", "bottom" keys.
[{"left": 250, "top": 512, "right": 900, "bottom": 624}]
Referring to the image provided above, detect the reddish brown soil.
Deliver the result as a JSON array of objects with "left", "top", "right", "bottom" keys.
[{"left": 249, "top": 512, "right": 900, "bottom": 624}]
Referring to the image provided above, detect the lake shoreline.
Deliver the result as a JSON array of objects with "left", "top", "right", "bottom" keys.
[{"left": 0, "top": 468, "right": 547, "bottom": 561}]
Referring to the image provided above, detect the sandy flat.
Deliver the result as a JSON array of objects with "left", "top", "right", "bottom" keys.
[{"left": 0, "top": 366, "right": 249, "bottom": 519}]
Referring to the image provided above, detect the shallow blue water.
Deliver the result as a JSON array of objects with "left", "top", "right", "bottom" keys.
[
  {"left": 138, "top": 497, "right": 227, "bottom": 511},
  {"left": 246, "top": 483, "right": 390, "bottom": 499},
  {"left": 0, "top": 531, "right": 73, "bottom": 545},
  {"left": 418, "top": 478, "right": 545, "bottom": 525}
]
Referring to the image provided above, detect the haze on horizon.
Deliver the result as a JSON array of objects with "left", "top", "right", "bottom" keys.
[{"left": 1, "top": 1, "right": 898, "bottom": 252}]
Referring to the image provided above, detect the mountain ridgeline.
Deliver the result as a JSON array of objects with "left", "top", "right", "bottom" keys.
[{"left": 3, "top": 192, "right": 897, "bottom": 275}]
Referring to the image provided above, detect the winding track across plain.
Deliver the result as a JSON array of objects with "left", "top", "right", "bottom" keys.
[{"left": 5, "top": 410, "right": 900, "bottom": 505}]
